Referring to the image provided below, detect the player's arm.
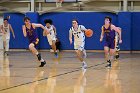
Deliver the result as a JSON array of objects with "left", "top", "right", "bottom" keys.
[
  {"left": 33, "top": 23, "right": 48, "bottom": 31},
  {"left": 1, "top": 25, "right": 5, "bottom": 34},
  {"left": 111, "top": 25, "right": 122, "bottom": 43},
  {"left": 100, "top": 26, "right": 104, "bottom": 42},
  {"left": 22, "top": 25, "right": 27, "bottom": 37},
  {"left": 32, "top": 23, "right": 46, "bottom": 30},
  {"left": 33, "top": 23, "right": 49, "bottom": 36},
  {"left": 9, "top": 24, "right": 15, "bottom": 38},
  {"left": 80, "top": 25, "right": 87, "bottom": 32},
  {"left": 69, "top": 29, "right": 73, "bottom": 44},
  {"left": 115, "top": 27, "right": 121, "bottom": 42}
]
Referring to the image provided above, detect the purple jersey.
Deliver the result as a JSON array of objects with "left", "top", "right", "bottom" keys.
[
  {"left": 25, "top": 24, "right": 38, "bottom": 44},
  {"left": 103, "top": 25, "right": 115, "bottom": 41},
  {"left": 102, "top": 24, "right": 115, "bottom": 49}
]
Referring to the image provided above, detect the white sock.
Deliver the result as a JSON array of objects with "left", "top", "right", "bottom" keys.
[
  {"left": 35, "top": 52, "right": 39, "bottom": 55},
  {"left": 40, "top": 58, "right": 44, "bottom": 62}
]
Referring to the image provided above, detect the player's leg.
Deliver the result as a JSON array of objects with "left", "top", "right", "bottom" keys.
[
  {"left": 107, "top": 40, "right": 116, "bottom": 68},
  {"left": 115, "top": 38, "right": 120, "bottom": 60},
  {"left": 5, "top": 39, "right": 10, "bottom": 55},
  {"left": 49, "top": 39, "right": 58, "bottom": 57},
  {"left": 56, "top": 0, "right": 59, "bottom": 7},
  {"left": 110, "top": 48, "right": 115, "bottom": 65},
  {"left": 29, "top": 42, "right": 46, "bottom": 67},
  {"left": 83, "top": 49, "right": 87, "bottom": 58},
  {"left": 2, "top": 35, "right": 6, "bottom": 53},
  {"left": 104, "top": 46, "right": 111, "bottom": 68},
  {"left": 115, "top": 44, "right": 120, "bottom": 60},
  {"left": 52, "top": 40, "right": 56, "bottom": 52},
  {"left": 110, "top": 40, "right": 116, "bottom": 62},
  {"left": 75, "top": 43, "right": 87, "bottom": 69},
  {"left": 75, "top": 49, "right": 84, "bottom": 62},
  {"left": 3, "top": 41, "right": 6, "bottom": 51},
  {"left": 29, "top": 43, "right": 38, "bottom": 55},
  {"left": 52, "top": 40, "right": 58, "bottom": 57}
]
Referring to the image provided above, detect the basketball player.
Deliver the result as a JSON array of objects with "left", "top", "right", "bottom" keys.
[
  {"left": 1, "top": 18, "right": 15, "bottom": 55},
  {"left": 22, "top": 17, "right": 49, "bottom": 67},
  {"left": 44, "top": 19, "right": 58, "bottom": 58},
  {"left": 115, "top": 27, "right": 121, "bottom": 60},
  {"left": 100, "top": 16, "right": 122, "bottom": 68},
  {"left": 69, "top": 19, "right": 87, "bottom": 69}
]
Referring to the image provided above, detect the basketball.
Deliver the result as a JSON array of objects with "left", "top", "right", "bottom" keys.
[{"left": 85, "top": 29, "right": 93, "bottom": 37}]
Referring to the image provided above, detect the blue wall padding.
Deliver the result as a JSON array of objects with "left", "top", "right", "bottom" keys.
[
  {"left": 118, "top": 12, "right": 131, "bottom": 50},
  {"left": 3, "top": 12, "right": 140, "bottom": 50},
  {"left": 39, "top": 12, "right": 117, "bottom": 50},
  {"left": 4, "top": 13, "right": 28, "bottom": 48},
  {"left": 131, "top": 12, "right": 140, "bottom": 50}
]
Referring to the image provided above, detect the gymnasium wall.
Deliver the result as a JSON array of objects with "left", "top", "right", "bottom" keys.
[
  {"left": 3, "top": 12, "right": 140, "bottom": 51},
  {"left": 131, "top": 12, "right": 140, "bottom": 51},
  {"left": 39, "top": 12, "right": 117, "bottom": 50},
  {"left": 3, "top": 13, "right": 27, "bottom": 49},
  {"left": 118, "top": 12, "right": 132, "bottom": 51}
]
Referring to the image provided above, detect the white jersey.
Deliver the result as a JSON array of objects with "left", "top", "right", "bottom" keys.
[
  {"left": 45, "top": 25, "right": 56, "bottom": 40},
  {"left": 69, "top": 25, "right": 86, "bottom": 43},
  {"left": 3, "top": 24, "right": 10, "bottom": 39}
]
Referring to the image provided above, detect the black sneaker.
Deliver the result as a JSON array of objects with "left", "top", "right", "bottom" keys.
[
  {"left": 4, "top": 51, "right": 9, "bottom": 56},
  {"left": 39, "top": 61, "right": 46, "bottom": 67},
  {"left": 105, "top": 60, "right": 111, "bottom": 68},
  {"left": 115, "top": 54, "right": 119, "bottom": 59},
  {"left": 37, "top": 53, "right": 41, "bottom": 61}
]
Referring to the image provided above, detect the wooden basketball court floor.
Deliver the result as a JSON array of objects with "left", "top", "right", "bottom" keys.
[{"left": 0, "top": 51, "right": 140, "bottom": 93}]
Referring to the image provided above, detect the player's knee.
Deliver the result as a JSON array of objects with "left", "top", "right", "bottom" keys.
[{"left": 29, "top": 43, "right": 34, "bottom": 49}]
